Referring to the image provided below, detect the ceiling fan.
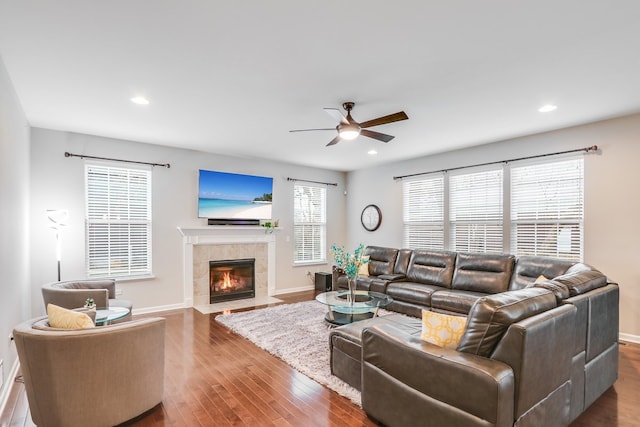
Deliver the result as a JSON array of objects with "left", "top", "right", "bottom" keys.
[{"left": 290, "top": 102, "right": 409, "bottom": 146}]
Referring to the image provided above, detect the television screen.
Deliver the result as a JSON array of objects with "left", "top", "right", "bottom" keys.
[{"left": 198, "top": 169, "right": 273, "bottom": 220}]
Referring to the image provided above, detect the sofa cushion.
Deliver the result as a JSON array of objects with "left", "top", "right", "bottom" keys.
[
  {"left": 364, "top": 246, "right": 399, "bottom": 276},
  {"left": 457, "top": 288, "right": 557, "bottom": 357},
  {"left": 421, "top": 310, "right": 467, "bottom": 349},
  {"left": 451, "top": 253, "right": 515, "bottom": 294},
  {"left": 550, "top": 269, "right": 607, "bottom": 296},
  {"left": 406, "top": 250, "right": 457, "bottom": 288},
  {"left": 386, "top": 282, "right": 443, "bottom": 306},
  {"left": 509, "top": 256, "right": 574, "bottom": 290},
  {"left": 430, "top": 289, "right": 487, "bottom": 315},
  {"left": 47, "top": 304, "right": 95, "bottom": 329},
  {"left": 354, "top": 277, "right": 388, "bottom": 293}
]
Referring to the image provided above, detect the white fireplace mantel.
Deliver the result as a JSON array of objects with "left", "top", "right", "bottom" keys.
[{"left": 177, "top": 226, "right": 278, "bottom": 307}]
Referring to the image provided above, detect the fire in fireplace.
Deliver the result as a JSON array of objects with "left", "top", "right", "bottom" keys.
[{"left": 209, "top": 258, "right": 255, "bottom": 303}]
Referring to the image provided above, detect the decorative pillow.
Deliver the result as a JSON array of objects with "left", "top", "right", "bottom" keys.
[
  {"left": 47, "top": 304, "right": 95, "bottom": 329},
  {"left": 358, "top": 256, "right": 370, "bottom": 276},
  {"left": 421, "top": 310, "right": 467, "bottom": 349}
]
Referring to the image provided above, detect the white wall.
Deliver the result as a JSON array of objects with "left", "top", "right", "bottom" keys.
[
  {"left": 0, "top": 57, "right": 30, "bottom": 403},
  {"left": 29, "top": 128, "right": 346, "bottom": 315},
  {"left": 347, "top": 113, "right": 640, "bottom": 340}
]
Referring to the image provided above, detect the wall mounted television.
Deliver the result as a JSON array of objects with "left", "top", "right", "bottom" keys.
[{"left": 198, "top": 169, "right": 273, "bottom": 223}]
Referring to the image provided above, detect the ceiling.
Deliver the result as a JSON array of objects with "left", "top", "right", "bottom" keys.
[{"left": 1, "top": 1, "right": 639, "bottom": 172}]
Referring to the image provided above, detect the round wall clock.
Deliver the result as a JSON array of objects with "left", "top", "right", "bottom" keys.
[{"left": 361, "top": 204, "right": 382, "bottom": 231}]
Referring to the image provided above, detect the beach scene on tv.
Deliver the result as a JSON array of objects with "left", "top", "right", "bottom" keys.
[{"left": 198, "top": 170, "right": 273, "bottom": 220}]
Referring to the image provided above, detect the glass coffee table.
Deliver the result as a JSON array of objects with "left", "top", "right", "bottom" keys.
[
  {"left": 316, "top": 290, "right": 393, "bottom": 325},
  {"left": 95, "top": 307, "right": 130, "bottom": 326}
]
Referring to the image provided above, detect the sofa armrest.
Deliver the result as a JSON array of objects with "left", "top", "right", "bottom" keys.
[{"left": 362, "top": 323, "right": 514, "bottom": 427}]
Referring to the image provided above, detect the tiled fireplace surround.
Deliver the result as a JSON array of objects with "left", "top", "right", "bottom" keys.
[{"left": 177, "top": 227, "right": 276, "bottom": 307}]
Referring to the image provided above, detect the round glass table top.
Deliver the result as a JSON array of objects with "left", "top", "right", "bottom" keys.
[
  {"left": 315, "top": 290, "right": 393, "bottom": 315},
  {"left": 95, "top": 307, "right": 129, "bottom": 325}
]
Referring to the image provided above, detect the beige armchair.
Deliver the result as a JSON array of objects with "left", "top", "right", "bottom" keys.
[
  {"left": 41, "top": 279, "right": 132, "bottom": 323},
  {"left": 13, "top": 315, "right": 165, "bottom": 427}
]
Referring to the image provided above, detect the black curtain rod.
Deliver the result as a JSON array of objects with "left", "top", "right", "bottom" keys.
[
  {"left": 287, "top": 177, "right": 338, "bottom": 187},
  {"left": 393, "top": 145, "right": 598, "bottom": 181},
  {"left": 64, "top": 152, "right": 171, "bottom": 168}
]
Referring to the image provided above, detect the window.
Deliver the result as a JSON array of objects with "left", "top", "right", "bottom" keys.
[
  {"left": 449, "top": 168, "right": 503, "bottom": 253},
  {"left": 511, "top": 158, "right": 583, "bottom": 260},
  {"left": 402, "top": 157, "right": 583, "bottom": 261},
  {"left": 402, "top": 175, "right": 444, "bottom": 250},
  {"left": 293, "top": 184, "right": 326, "bottom": 264},
  {"left": 85, "top": 163, "right": 152, "bottom": 278}
]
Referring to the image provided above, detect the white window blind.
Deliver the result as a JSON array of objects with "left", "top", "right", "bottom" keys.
[
  {"left": 293, "top": 184, "right": 326, "bottom": 263},
  {"left": 85, "top": 164, "right": 152, "bottom": 278},
  {"left": 450, "top": 168, "right": 503, "bottom": 253},
  {"left": 402, "top": 175, "right": 444, "bottom": 250},
  {"left": 511, "top": 158, "right": 583, "bottom": 261}
]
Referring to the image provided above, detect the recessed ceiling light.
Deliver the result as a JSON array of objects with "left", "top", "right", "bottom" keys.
[
  {"left": 368, "top": 150, "right": 378, "bottom": 155},
  {"left": 538, "top": 104, "right": 557, "bottom": 113},
  {"left": 130, "top": 96, "right": 150, "bottom": 105}
]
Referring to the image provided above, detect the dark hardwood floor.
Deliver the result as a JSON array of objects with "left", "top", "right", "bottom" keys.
[{"left": 2, "top": 290, "right": 638, "bottom": 427}]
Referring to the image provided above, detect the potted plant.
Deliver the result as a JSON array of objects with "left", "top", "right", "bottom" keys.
[
  {"left": 261, "top": 219, "right": 279, "bottom": 234},
  {"left": 330, "top": 243, "right": 368, "bottom": 304}
]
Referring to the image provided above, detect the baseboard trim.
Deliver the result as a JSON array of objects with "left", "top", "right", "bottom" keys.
[
  {"left": 273, "top": 285, "right": 315, "bottom": 295},
  {"left": 132, "top": 302, "right": 186, "bottom": 316},
  {"left": 0, "top": 358, "right": 20, "bottom": 420},
  {"left": 619, "top": 333, "right": 640, "bottom": 345}
]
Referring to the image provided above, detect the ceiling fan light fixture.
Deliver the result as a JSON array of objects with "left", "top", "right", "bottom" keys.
[{"left": 338, "top": 123, "right": 361, "bottom": 140}]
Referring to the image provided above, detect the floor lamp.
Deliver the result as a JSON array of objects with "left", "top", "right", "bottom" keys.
[{"left": 47, "top": 209, "right": 69, "bottom": 281}]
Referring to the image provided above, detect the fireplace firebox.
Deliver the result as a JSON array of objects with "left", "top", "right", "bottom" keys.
[{"left": 209, "top": 258, "right": 255, "bottom": 303}]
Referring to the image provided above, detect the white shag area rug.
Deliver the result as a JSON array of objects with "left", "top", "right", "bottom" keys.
[{"left": 215, "top": 300, "right": 363, "bottom": 405}]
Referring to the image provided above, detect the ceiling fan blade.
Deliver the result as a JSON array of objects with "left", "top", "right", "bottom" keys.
[
  {"left": 359, "top": 111, "right": 408, "bottom": 129},
  {"left": 289, "top": 128, "right": 335, "bottom": 133},
  {"left": 326, "top": 135, "right": 341, "bottom": 146},
  {"left": 360, "top": 129, "right": 395, "bottom": 143},
  {"left": 324, "top": 108, "right": 349, "bottom": 125}
]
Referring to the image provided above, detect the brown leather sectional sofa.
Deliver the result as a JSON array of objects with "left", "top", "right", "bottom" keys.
[{"left": 331, "top": 246, "right": 619, "bottom": 427}]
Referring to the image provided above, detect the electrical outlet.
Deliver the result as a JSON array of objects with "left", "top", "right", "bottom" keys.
[{"left": 307, "top": 271, "right": 312, "bottom": 277}]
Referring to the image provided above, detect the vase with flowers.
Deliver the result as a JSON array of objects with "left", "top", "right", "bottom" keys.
[{"left": 330, "top": 243, "right": 368, "bottom": 305}]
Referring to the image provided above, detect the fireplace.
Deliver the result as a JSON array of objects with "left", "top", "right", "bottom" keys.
[{"left": 209, "top": 258, "right": 255, "bottom": 303}]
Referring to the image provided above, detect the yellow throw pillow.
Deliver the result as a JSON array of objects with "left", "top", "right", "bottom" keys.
[
  {"left": 535, "top": 275, "right": 549, "bottom": 283},
  {"left": 358, "top": 255, "right": 370, "bottom": 276},
  {"left": 421, "top": 310, "right": 467, "bottom": 349},
  {"left": 47, "top": 304, "right": 95, "bottom": 329}
]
